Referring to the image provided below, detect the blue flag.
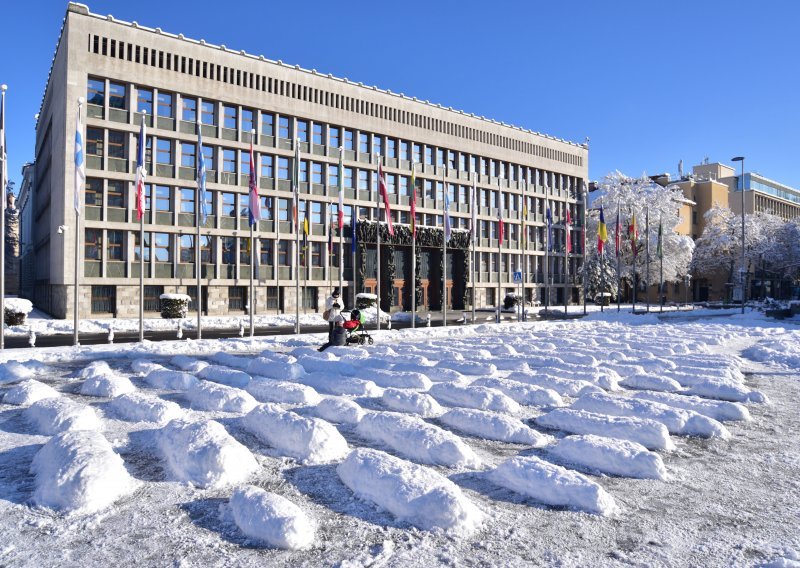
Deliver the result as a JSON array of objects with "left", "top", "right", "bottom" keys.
[{"left": 197, "top": 124, "right": 207, "bottom": 225}]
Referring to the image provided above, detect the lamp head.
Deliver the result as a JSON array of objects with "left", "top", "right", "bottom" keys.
[{"left": 731, "top": 156, "right": 745, "bottom": 162}]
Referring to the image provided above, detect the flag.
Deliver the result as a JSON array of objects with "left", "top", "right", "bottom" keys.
[
  {"left": 565, "top": 208, "right": 572, "bottom": 253},
  {"left": 135, "top": 117, "right": 147, "bottom": 221},
  {"left": 444, "top": 185, "right": 452, "bottom": 241},
  {"left": 337, "top": 147, "right": 344, "bottom": 230},
  {"left": 469, "top": 175, "right": 477, "bottom": 235},
  {"left": 546, "top": 204, "right": 553, "bottom": 252},
  {"left": 292, "top": 138, "right": 300, "bottom": 231},
  {"left": 629, "top": 211, "right": 638, "bottom": 257},
  {"left": 615, "top": 202, "right": 622, "bottom": 258},
  {"left": 197, "top": 124, "right": 208, "bottom": 225},
  {"left": 597, "top": 204, "right": 608, "bottom": 254},
  {"left": 410, "top": 164, "right": 417, "bottom": 239},
  {"left": 377, "top": 162, "right": 394, "bottom": 236},
  {"left": 328, "top": 220, "right": 334, "bottom": 254},
  {"left": 351, "top": 219, "right": 358, "bottom": 254},
  {"left": 74, "top": 105, "right": 85, "bottom": 216},
  {"left": 302, "top": 206, "right": 309, "bottom": 266},
  {"left": 498, "top": 212, "right": 504, "bottom": 246},
  {"left": 248, "top": 140, "right": 260, "bottom": 227},
  {"left": 657, "top": 218, "right": 663, "bottom": 259}
]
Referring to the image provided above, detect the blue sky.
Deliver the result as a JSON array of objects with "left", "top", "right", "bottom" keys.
[{"left": 1, "top": 0, "right": 798, "bottom": 192}]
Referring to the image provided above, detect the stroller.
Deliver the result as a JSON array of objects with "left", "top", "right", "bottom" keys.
[{"left": 342, "top": 309, "right": 374, "bottom": 346}]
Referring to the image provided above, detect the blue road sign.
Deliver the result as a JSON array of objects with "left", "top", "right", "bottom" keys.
[{"left": 513, "top": 271, "right": 522, "bottom": 283}]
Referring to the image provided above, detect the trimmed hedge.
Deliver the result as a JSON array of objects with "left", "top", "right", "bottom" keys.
[
  {"left": 160, "top": 294, "right": 190, "bottom": 319},
  {"left": 4, "top": 309, "right": 26, "bottom": 326}
]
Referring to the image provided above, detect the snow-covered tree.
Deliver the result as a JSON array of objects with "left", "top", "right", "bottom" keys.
[{"left": 584, "top": 252, "right": 618, "bottom": 301}]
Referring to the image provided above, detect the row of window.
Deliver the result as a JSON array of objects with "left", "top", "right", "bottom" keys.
[{"left": 87, "top": 38, "right": 584, "bottom": 167}]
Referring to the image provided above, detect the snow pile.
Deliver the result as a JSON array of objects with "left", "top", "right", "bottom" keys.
[
  {"left": 80, "top": 374, "right": 136, "bottom": 398},
  {"left": 247, "top": 357, "right": 305, "bottom": 381},
  {"left": 108, "top": 393, "right": 185, "bottom": 424},
  {"left": 472, "top": 377, "right": 563, "bottom": 407},
  {"left": 246, "top": 378, "right": 322, "bottom": 405},
  {"left": 367, "top": 369, "right": 432, "bottom": 390},
  {"left": 3, "top": 379, "right": 60, "bottom": 406},
  {"left": 0, "top": 361, "right": 36, "bottom": 384},
  {"left": 297, "top": 357, "right": 358, "bottom": 377},
  {"left": 170, "top": 355, "right": 209, "bottom": 373},
  {"left": 186, "top": 381, "right": 258, "bottom": 413},
  {"left": 77, "top": 360, "right": 116, "bottom": 379},
  {"left": 665, "top": 370, "right": 766, "bottom": 403},
  {"left": 31, "top": 430, "right": 139, "bottom": 514},
  {"left": 337, "top": 448, "right": 484, "bottom": 534},
  {"left": 157, "top": 418, "right": 258, "bottom": 488},
  {"left": 26, "top": 398, "right": 102, "bottom": 435},
  {"left": 505, "top": 371, "right": 602, "bottom": 398},
  {"left": 488, "top": 455, "right": 617, "bottom": 516},
  {"left": 572, "top": 392, "right": 730, "bottom": 439},
  {"left": 311, "top": 397, "right": 364, "bottom": 425},
  {"left": 381, "top": 388, "right": 443, "bottom": 418},
  {"left": 536, "top": 408, "right": 674, "bottom": 451},
  {"left": 196, "top": 365, "right": 251, "bottom": 388},
  {"left": 632, "top": 391, "right": 751, "bottom": 422},
  {"left": 159, "top": 293, "right": 191, "bottom": 301},
  {"left": 5, "top": 298, "right": 33, "bottom": 314},
  {"left": 439, "top": 409, "right": 552, "bottom": 446},
  {"left": 144, "top": 369, "right": 199, "bottom": 391},
  {"left": 230, "top": 486, "right": 315, "bottom": 550},
  {"left": 242, "top": 403, "right": 349, "bottom": 464},
  {"left": 619, "top": 374, "right": 683, "bottom": 393},
  {"left": 429, "top": 383, "right": 520, "bottom": 414},
  {"left": 295, "top": 372, "right": 382, "bottom": 397},
  {"left": 130, "top": 359, "right": 164, "bottom": 375},
  {"left": 549, "top": 435, "right": 667, "bottom": 480},
  {"left": 743, "top": 334, "right": 800, "bottom": 370},
  {"left": 436, "top": 359, "right": 498, "bottom": 376},
  {"left": 415, "top": 366, "right": 465, "bottom": 383},
  {"left": 356, "top": 412, "right": 481, "bottom": 468},
  {"left": 209, "top": 352, "right": 251, "bottom": 371}
]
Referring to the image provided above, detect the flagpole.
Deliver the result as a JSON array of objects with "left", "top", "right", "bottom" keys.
[
  {"left": 352, "top": 220, "right": 357, "bottom": 311},
  {"left": 616, "top": 199, "right": 621, "bottom": 313},
  {"left": 411, "top": 162, "right": 416, "bottom": 329},
  {"left": 138, "top": 112, "right": 146, "bottom": 343},
  {"left": 74, "top": 97, "right": 84, "bottom": 347},
  {"left": 645, "top": 207, "right": 650, "bottom": 313},
  {"left": 294, "top": 137, "right": 300, "bottom": 334},
  {"left": 521, "top": 179, "right": 527, "bottom": 322},
  {"left": 545, "top": 193, "right": 550, "bottom": 313},
  {"left": 442, "top": 167, "right": 447, "bottom": 328},
  {"left": 582, "top": 184, "right": 587, "bottom": 316},
  {"left": 196, "top": 120, "right": 203, "bottom": 340},
  {"left": 497, "top": 178, "right": 502, "bottom": 324},
  {"left": 249, "top": 223, "right": 255, "bottom": 338},
  {"left": 564, "top": 201, "right": 569, "bottom": 314},
  {"left": 376, "top": 154, "right": 381, "bottom": 332},
  {"left": 632, "top": 208, "right": 637, "bottom": 314},
  {"left": 338, "top": 147, "right": 344, "bottom": 303},
  {"left": 470, "top": 173, "right": 476, "bottom": 325},
  {"left": 659, "top": 214, "right": 664, "bottom": 314},
  {"left": 0, "top": 85, "right": 6, "bottom": 351}
]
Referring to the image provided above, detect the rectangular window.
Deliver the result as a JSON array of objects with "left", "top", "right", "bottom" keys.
[
  {"left": 144, "top": 285, "right": 163, "bottom": 312},
  {"left": 278, "top": 116, "right": 291, "bottom": 139},
  {"left": 157, "top": 92, "right": 173, "bottom": 118},
  {"left": 261, "top": 112, "right": 274, "bottom": 136},
  {"left": 311, "top": 242, "right": 322, "bottom": 267},
  {"left": 85, "top": 229, "right": 102, "bottom": 260},
  {"left": 297, "top": 120, "right": 308, "bottom": 142},
  {"left": 261, "top": 154, "right": 274, "bottom": 177},
  {"left": 228, "top": 286, "right": 247, "bottom": 311},
  {"left": 182, "top": 97, "right": 197, "bottom": 122},
  {"left": 85, "top": 178, "right": 102, "bottom": 206},
  {"left": 344, "top": 167, "right": 353, "bottom": 189},
  {"left": 425, "top": 146, "right": 433, "bottom": 165},
  {"left": 241, "top": 108, "right": 254, "bottom": 133},
  {"left": 278, "top": 240, "right": 291, "bottom": 266},
  {"left": 311, "top": 201, "right": 322, "bottom": 224},
  {"left": 221, "top": 192, "right": 235, "bottom": 217},
  {"left": 260, "top": 239, "right": 273, "bottom": 265},
  {"left": 328, "top": 164, "right": 339, "bottom": 187},
  {"left": 239, "top": 237, "right": 250, "bottom": 265},
  {"left": 260, "top": 196, "right": 273, "bottom": 220},
  {"left": 278, "top": 198, "right": 289, "bottom": 221},
  {"left": 311, "top": 162, "right": 323, "bottom": 184},
  {"left": 202, "top": 145, "right": 215, "bottom": 170},
  {"left": 278, "top": 157, "right": 289, "bottom": 180},
  {"left": 387, "top": 138, "right": 396, "bottom": 159},
  {"left": 87, "top": 78, "right": 104, "bottom": 106},
  {"left": 107, "top": 230, "right": 123, "bottom": 260},
  {"left": 156, "top": 139, "right": 172, "bottom": 164},
  {"left": 359, "top": 133, "right": 369, "bottom": 153},
  {"left": 344, "top": 129, "right": 354, "bottom": 151},
  {"left": 107, "top": 180, "right": 124, "bottom": 208},
  {"left": 329, "top": 127, "right": 340, "bottom": 149},
  {"left": 436, "top": 148, "right": 444, "bottom": 166},
  {"left": 107, "top": 131, "right": 125, "bottom": 159},
  {"left": 312, "top": 123, "right": 323, "bottom": 145},
  {"left": 222, "top": 237, "right": 235, "bottom": 264},
  {"left": 413, "top": 144, "right": 421, "bottom": 163},
  {"left": 358, "top": 170, "right": 368, "bottom": 191},
  {"left": 108, "top": 82, "right": 126, "bottom": 109},
  {"left": 200, "top": 235, "right": 212, "bottom": 263},
  {"left": 137, "top": 88, "right": 153, "bottom": 114},
  {"left": 180, "top": 142, "right": 195, "bottom": 168},
  {"left": 299, "top": 160, "right": 308, "bottom": 183},
  {"left": 180, "top": 188, "right": 195, "bottom": 214},
  {"left": 373, "top": 135, "right": 382, "bottom": 156},
  {"left": 399, "top": 176, "right": 409, "bottom": 197},
  {"left": 222, "top": 149, "right": 236, "bottom": 173},
  {"left": 223, "top": 105, "right": 237, "bottom": 129},
  {"left": 155, "top": 186, "right": 171, "bottom": 211},
  {"left": 400, "top": 141, "right": 409, "bottom": 161},
  {"left": 201, "top": 100, "right": 216, "bottom": 125},
  {"left": 152, "top": 233, "right": 170, "bottom": 262}
]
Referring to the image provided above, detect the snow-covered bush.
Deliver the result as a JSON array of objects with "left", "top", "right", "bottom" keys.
[
  {"left": 4, "top": 298, "right": 33, "bottom": 326},
  {"left": 503, "top": 293, "right": 519, "bottom": 310},
  {"left": 159, "top": 293, "right": 190, "bottom": 319},
  {"left": 355, "top": 292, "right": 376, "bottom": 310}
]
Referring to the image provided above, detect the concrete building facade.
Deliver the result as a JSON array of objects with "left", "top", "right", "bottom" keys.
[{"left": 31, "top": 3, "right": 588, "bottom": 318}]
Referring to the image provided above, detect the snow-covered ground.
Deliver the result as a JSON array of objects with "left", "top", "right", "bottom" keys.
[{"left": 0, "top": 309, "right": 798, "bottom": 566}]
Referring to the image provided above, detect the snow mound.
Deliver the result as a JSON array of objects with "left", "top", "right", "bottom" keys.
[
  {"left": 436, "top": 359, "right": 498, "bottom": 376},
  {"left": 5, "top": 298, "right": 33, "bottom": 313},
  {"left": 80, "top": 374, "right": 136, "bottom": 398},
  {"left": 3, "top": 379, "right": 60, "bottom": 406},
  {"left": 572, "top": 392, "right": 730, "bottom": 439},
  {"left": 505, "top": 371, "right": 602, "bottom": 398},
  {"left": 632, "top": 391, "right": 751, "bottom": 422},
  {"left": 27, "top": 398, "right": 102, "bottom": 435},
  {"left": 246, "top": 378, "right": 322, "bottom": 405},
  {"left": 209, "top": 352, "right": 251, "bottom": 371},
  {"left": 295, "top": 372, "right": 382, "bottom": 397},
  {"left": 230, "top": 486, "right": 315, "bottom": 550},
  {"left": 242, "top": 403, "right": 349, "bottom": 464},
  {"left": 471, "top": 377, "right": 563, "bottom": 408},
  {"left": 356, "top": 411, "right": 481, "bottom": 468},
  {"left": 186, "top": 381, "right": 258, "bottom": 413},
  {"left": 130, "top": 359, "right": 163, "bottom": 375},
  {"left": 367, "top": 369, "right": 432, "bottom": 390},
  {"left": 77, "top": 360, "right": 116, "bottom": 379},
  {"left": 536, "top": 408, "right": 674, "bottom": 451},
  {"left": 411, "top": 366, "right": 465, "bottom": 383},
  {"left": 670, "top": 373, "right": 768, "bottom": 404},
  {"left": 619, "top": 374, "right": 683, "bottom": 393},
  {"left": 247, "top": 357, "right": 306, "bottom": 381},
  {"left": 337, "top": 448, "right": 483, "bottom": 534},
  {"left": 144, "top": 369, "right": 199, "bottom": 391},
  {"left": 311, "top": 397, "right": 365, "bottom": 425},
  {"left": 743, "top": 335, "right": 800, "bottom": 370},
  {"left": 381, "top": 388, "right": 443, "bottom": 418},
  {"left": 196, "top": 365, "right": 251, "bottom": 388},
  {"left": 157, "top": 419, "right": 258, "bottom": 488},
  {"left": 31, "top": 430, "right": 139, "bottom": 514},
  {"left": 429, "top": 383, "right": 520, "bottom": 414},
  {"left": 108, "top": 393, "right": 185, "bottom": 424},
  {"left": 439, "top": 408, "right": 552, "bottom": 446},
  {"left": 0, "top": 361, "right": 37, "bottom": 384},
  {"left": 549, "top": 435, "right": 667, "bottom": 480},
  {"left": 297, "top": 357, "right": 358, "bottom": 377},
  {"left": 170, "top": 355, "right": 209, "bottom": 373},
  {"left": 489, "top": 455, "right": 616, "bottom": 516}
]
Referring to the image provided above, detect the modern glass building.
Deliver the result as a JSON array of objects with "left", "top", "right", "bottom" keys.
[{"left": 29, "top": 3, "right": 588, "bottom": 318}]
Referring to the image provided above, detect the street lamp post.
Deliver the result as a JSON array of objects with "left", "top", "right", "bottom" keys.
[
  {"left": 684, "top": 273, "right": 691, "bottom": 309},
  {"left": 731, "top": 156, "right": 745, "bottom": 314}
]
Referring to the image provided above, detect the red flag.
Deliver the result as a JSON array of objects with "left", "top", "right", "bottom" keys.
[
  {"left": 328, "top": 221, "right": 334, "bottom": 254},
  {"left": 498, "top": 213, "right": 504, "bottom": 246},
  {"left": 377, "top": 162, "right": 394, "bottom": 236},
  {"left": 565, "top": 208, "right": 572, "bottom": 253}
]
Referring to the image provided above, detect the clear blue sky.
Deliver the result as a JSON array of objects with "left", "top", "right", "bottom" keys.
[{"left": 2, "top": 0, "right": 798, "bottom": 192}]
